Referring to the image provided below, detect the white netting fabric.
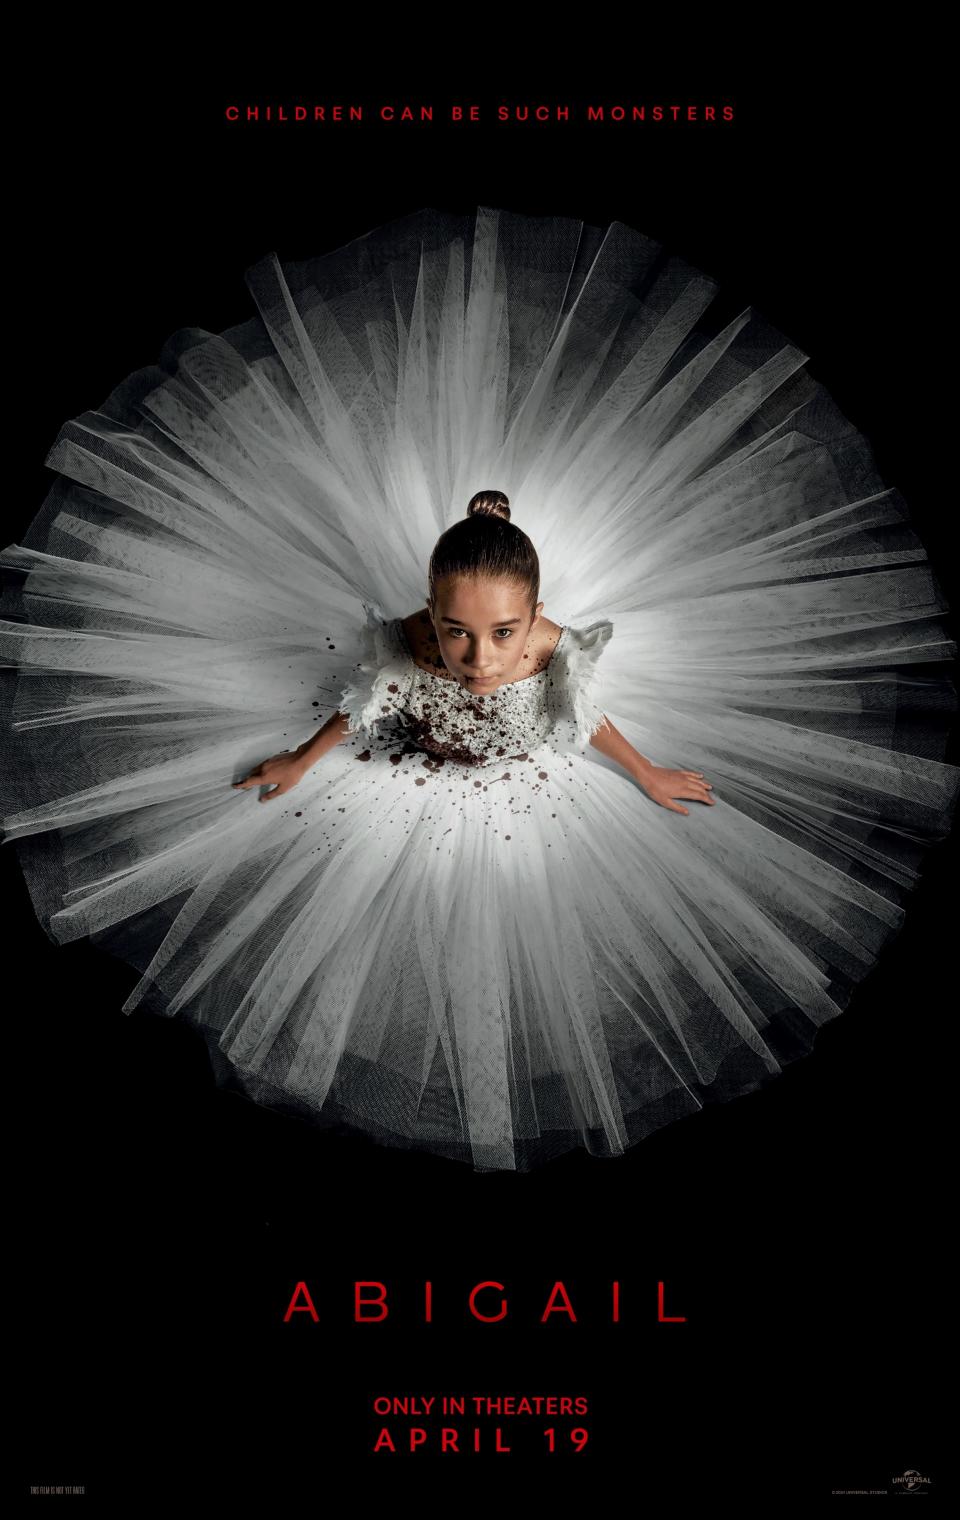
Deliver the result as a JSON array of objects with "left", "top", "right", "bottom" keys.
[{"left": 1, "top": 206, "right": 957, "bottom": 1170}]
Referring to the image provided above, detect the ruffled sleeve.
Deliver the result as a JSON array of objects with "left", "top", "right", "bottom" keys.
[
  {"left": 547, "top": 619, "right": 615, "bottom": 745},
  {"left": 336, "top": 602, "right": 416, "bottom": 739}
]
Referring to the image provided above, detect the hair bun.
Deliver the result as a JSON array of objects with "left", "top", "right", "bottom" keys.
[{"left": 466, "top": 490, "right": 511, "bottom": 522}]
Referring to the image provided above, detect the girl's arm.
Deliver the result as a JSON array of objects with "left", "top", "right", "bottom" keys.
[
  {"left": 233, "top": 710, "right": 351, "bottom": 801},
  {"left": 588, "top": 717, "right": 654, "bottom": 783},
  {"left": 295, "top": 710, "right": 352, "bottom": 771},
  {"left": 589, "top": 717, "right": 715, "bottom": 815}
]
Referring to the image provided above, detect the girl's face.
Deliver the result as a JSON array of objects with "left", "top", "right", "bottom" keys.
[{"left": 429, "top": 577, "right": 544, "bottom": 692}]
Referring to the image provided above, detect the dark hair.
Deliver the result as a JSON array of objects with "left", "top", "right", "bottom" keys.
[{"left": 428, "top": 490, "right": 541, "bottom": 613}]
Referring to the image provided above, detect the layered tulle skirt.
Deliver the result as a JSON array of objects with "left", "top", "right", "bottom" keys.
[{"left": 1, "top": 205, "right": 958, "bottom": 1170}]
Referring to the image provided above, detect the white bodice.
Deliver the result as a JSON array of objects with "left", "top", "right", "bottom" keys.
[{"left": 338, "top": 604, "right": 614, "bottom": 767}]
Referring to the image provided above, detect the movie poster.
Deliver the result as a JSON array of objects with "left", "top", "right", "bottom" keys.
[{"left": 10, "top": 42, "right": 953, "bottom": 1501}]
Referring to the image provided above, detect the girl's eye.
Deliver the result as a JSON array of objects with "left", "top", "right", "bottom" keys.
[{"left": 448, "top": 628, "right": 513, "bottom": 640}]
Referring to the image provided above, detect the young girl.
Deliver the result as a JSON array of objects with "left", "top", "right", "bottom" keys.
[
  {"left": 2, "top": 206, "right": 957, "bottom": 1172},
  {"left": 233, "top": 492, "right": 715, "bottom": 817}
]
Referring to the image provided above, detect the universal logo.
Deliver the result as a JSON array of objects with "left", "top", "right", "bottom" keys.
[{"left": 892, "top": 1468, "right": 932, "bottom": 1493}]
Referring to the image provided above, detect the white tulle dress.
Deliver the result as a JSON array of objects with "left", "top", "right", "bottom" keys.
[{"left": 1, "top": 206, "right": 957, "bottom": 1172}]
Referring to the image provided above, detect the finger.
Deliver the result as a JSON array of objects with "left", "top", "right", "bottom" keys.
[
  {"left": 232, "top": 768, "right": 261, "bottom": 788},
  {"left": 664, "top": 800, "right": 689, "bottom": 815},
  {"left": 259, "top": 786, "right": 283, "bottom": 802}
]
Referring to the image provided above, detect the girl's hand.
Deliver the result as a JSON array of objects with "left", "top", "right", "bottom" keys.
[
  {"left": 636, "top": 765, "right": 715, "bottom": 816},
  {"left": 232, "top": 749, "right": 308, "bottom": 802}
]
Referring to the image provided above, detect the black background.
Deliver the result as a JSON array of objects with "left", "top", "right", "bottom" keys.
[{"left": 11, "top": 39, "right": 954, "bottom": 1502}]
